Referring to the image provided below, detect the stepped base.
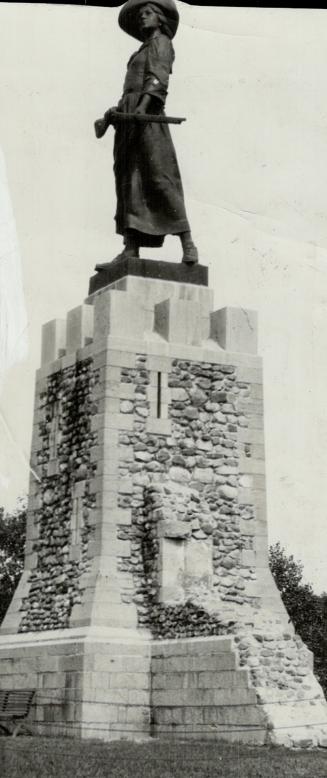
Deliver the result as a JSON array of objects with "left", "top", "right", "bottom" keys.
[
  {"left": 1, "top": 630, "right": 326, "bottom": 746},
  {"left": 0, "top": 628, "right": 151, "bottom": 741}
]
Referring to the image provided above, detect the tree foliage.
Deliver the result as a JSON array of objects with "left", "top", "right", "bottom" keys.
[
  {"left": 0, "top": 499, "right": 26, "bottom": 624},
  {"left": 269, "top": 542, "right": 327, "bottom": 697}
]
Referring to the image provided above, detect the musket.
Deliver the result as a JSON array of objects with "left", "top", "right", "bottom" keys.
[{"left": 94, "top": 109, "right": 186, "bottom": 139}]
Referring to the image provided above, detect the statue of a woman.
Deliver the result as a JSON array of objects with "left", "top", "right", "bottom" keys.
[{"left": 96, "top": 0, "right": 198, "bottom": 268}]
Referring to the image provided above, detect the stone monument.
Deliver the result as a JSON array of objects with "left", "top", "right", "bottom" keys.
[{"left": 1, "top": 0, "right": 327, "bottom": 748}]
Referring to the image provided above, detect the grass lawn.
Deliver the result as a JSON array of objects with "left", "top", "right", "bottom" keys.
[{"left": 1, "top": 737, "right": 327, "bottom": 778}]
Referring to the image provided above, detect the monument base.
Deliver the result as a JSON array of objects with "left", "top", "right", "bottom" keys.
[
  {"left": 1, "top": 626, "right": 327, "bottom": 746},
  {"left": 1, "top": 263, "right": 327, "bottom": 747},
  {"left": 0, "top": 628, "right": 151, "bottom": 740}
]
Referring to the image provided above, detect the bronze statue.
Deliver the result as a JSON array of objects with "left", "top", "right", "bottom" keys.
[{"left": 95, "top": 0, "right": 198, "bottom": 270}]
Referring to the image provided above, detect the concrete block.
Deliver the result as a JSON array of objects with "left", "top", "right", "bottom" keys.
[
  {"left": 210, "top": 307, "right": 258, "bottom": 354},
  {"left": 198, "top": 669, "right": 249, "bottom": 689},
  {"left": 117, "top": 383, "right": 135, "bottom": 400},
  {"left": 149, "top": 371, "right": 168, "bottom": 389},
  {"left": 248, "top": 413, "right": 264, "bottom": 430},
  {"left": 66, "top": 304, "right": 94, "bottom": 354},
  {"left": 238, "top": 487, "right": 253, "bottom": 504},
  {"left": 105, "top": 656, "right": 150, "bottom": 674},
  {"left": 96, "top": 459, "right": 119, "bottom": 478},
  {"left": 41, "top": 319, "right": 66, "bottom": 366},
  {"left": 82, "top": 702, "right": 119, "bottom": 724},
  {"left": 34, "top": 656, "right": 61, "bottom": 673},
  {"left": 93, "top": 290, "right": 146, "bottom": 342},
  {"left": 236, "top": 366, "right": 263, "bottom": 385},
  {"left": 109, "top": 275, "right": 213, "bottom": 323},
  {"left": 118, "top": 477, "right": 133, "bottom": 495},
  {"left": 93, "top": 412, "right": 134, "bottom": 432},
  {"left": 185, "top": 639, "right": 234, "bottom": 656},
  {"left": 154, "top": 671, "right": 188, "bottom": 693},
  {"left": 101, "top": 539, "right": 131, "bottom": 558},
  {"left": 127, "top": 690, "right": 149, "bottom": 706},
  {"left": 60, "top": 352, "right": 77, "bottom": 371},
  {"left": 85, "top": 671, "right": 110, "bottom": 689},
  {"left": 239, "top": 457, "right": 265, "bottom": 475},
  {"left": 58, "top": 655, "right": 84, "bottom": 672},
  {"left": 157, "top": 520, "right": 191, "bottom": 540},
  {"left": 106, "top": 350, "right": 137, "bottom": 369},
  {"left": 146, "top": 418, "right": 172, "bottom": 435},
  {"left": 238, "top": 400, "right": 263, "bottom": 417},
  {"left": 252, "top": 474, "right": 266, "bottom": 491},
  {"left": 12, "top": 672, "right": 39, "bottom": 688},
  {"left": 125, "top": 705, "right": 151, "bottom": 724},
  {"left": 152, "top": 653, "right": 236, "bottom": 674},
  {"left": 47, "top": 461, "right": 59, "bottom": 477},
  {"left": 92, "top": 474, "right": 119, "bottom": 502},
  {"left": 109, "top": 672, "right": 150, "bottom": 689},
  {"left": 239, "top": 475, "right": 253, "bottom": 489},
  {"left": 24, "top": 552, "right": 38, "bottom": 570},
  {"left": 85, "top": 642, "right": 150, "bottom": 658},
  {"left": 240, "top": 518, "right": 256, "bottom": 536},
  {"left": 97, "top": 492, "right": 118, "bottom": 510},
  {"left": 106, "top": 508, "right": 132, "bottom": 526},
  {"left": 36, "top": 357, "right": 63, "bottom": 381},
  {"left": 185, "top": 538, "right": 213, "bottom": 585},
  {"left": 91, "top": 603, "right": 137, "bottom": 629},
  {"left": 148, "top": 386, "right": 170, "bottom": 404},
  {"left": 147, "top": 355, "right": 172, "bottom": 372},
  {"left": 98, "top": 396, "right": 120, "bottom": 414},
  {"left": 242, "top": 549, "right": 256, "bottom": 567},
  {"left": 42, "top": 672, "right": 67, "bottom": 689},
  {"left": 255, "top": 534, "right": 269, "bottom": 566},
  {"left": 97, "top": 427, "right": 119, "bottom": 449},
  {"left": 152, "top": 687, "right": 256, "bottom": 707},
  {"left": 159, "top": 537, "right": 185, "bottom": 604},
  {"left": 250, "top": 443, "right": 265, "bottom": 460},
  {"left": 149, "top": 400, "right": 168, "bottom": 419},
  {"left": 250, "top": 384, "right": 264, "bottom": 400},
  {"left": 154, "top": 298, "right": 201, "bottom": 345}
]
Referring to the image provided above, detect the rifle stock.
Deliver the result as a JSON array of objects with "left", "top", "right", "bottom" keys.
[{"left": 94, "top": 110, "right": 186, "bottom": 138}]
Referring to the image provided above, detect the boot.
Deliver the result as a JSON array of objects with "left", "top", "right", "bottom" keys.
[{"left": 182, "top": 241, "right": 199, "bottom": 265}]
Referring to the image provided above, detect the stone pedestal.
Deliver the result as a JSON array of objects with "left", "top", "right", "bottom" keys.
[{"left": 1, "top": 257, "right": 327, "bottom": 747}]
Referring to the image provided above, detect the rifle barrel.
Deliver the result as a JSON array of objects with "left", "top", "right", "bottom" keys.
[{"left": 111, "top": 111, "right": 186, "bottom": 125}]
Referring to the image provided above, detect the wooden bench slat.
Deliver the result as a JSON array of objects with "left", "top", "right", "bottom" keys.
[
  {"left": 0, "top": 691, "right": 35, "bottom": 718},
  {"left": 0, "top": 689, "right": 35, "bottom": 737},
  {"left": 0, "top": 712, "right": 28, "bottom": 719}
]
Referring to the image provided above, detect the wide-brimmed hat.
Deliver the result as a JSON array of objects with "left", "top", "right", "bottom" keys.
[{"left": 118, "top": 0, "right": 179, "bottom": 42}]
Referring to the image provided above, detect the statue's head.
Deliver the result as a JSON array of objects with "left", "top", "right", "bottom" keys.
[
  {"left": 118, "top": 0, "right": 179, "bottom": 42},
  {"left": 138, "top": 4, "right": 164, "bottom": 38}
]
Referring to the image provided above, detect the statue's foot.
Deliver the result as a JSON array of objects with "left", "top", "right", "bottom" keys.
[
  {"left": 182, "top": 242, "right": 199, "bottom": 265},
  {"left": 95, "top": 247, "right": 139, "bottom": 272},
  {"left": 95, "top": 261, "right": 111, "bottom": 272},
  {"left": 119, "top": 247, "right": 140, "bottom": 260}
]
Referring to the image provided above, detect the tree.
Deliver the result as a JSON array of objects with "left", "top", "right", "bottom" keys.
[
  {"left": 0, "top": 499, "right": 26, "bottom": 624},
  {"left": 269, "top": 542, "right": 327, "bottom": 697}
]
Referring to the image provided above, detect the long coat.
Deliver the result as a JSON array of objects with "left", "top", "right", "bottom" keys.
[{"left": 114, "top": 32, "right": 190, "bottom": 247}]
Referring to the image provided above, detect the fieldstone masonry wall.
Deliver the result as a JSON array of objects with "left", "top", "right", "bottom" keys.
[
  {"left": 114, "top": 354, "right": 260, "bottom": 634},
  {"left": 18, "top": 358, "right": 98, "bottom": 632},
  {"left": 1, "top": 269, "right": 327, "bottom": 748}
]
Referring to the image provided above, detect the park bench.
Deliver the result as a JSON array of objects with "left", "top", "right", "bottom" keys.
[{"left": 0, "top": 690, "right": 35, "bottom": 736}]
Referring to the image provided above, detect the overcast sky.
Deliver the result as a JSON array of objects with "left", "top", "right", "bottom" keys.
[{"left": 1, "top": 3, "right": 327, "bottom": 592}]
